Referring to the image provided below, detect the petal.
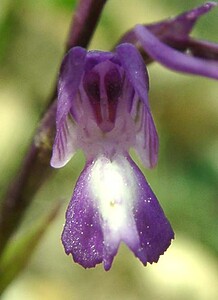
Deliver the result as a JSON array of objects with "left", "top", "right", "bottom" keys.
[
  {"left": 134, "top": 103, "right": 159, "bottom": 169},
  {"left": 62, "top": 154, "right": 143, "bottom": 270},
  {"left": 116, "top": 43, "right": 159, "bottom": 168},
  {"left": 134, "top": 24, "right": 218, "bottom": 80},
  {"left": 89, "top": 154, "right": 143, "bottom": 270},
  {"left": 51, "top": 47, "right": 87, "bottom": 167},
  {"left": 50, "top": 115, "right": 77, "bottom": 168},
  {"left": 127, "top": 156, "right": 174, "bottom": 264},
  {"left": 57, "top": 46, "right": 87, "bottom": 125},
  {"left": 62, "top": 160, "right": 104, "bottom": 269},
  {"left": 62, "top": 153, "right": 174, "bottom": 270},
  {"left": 116, "top": 43, "right": 149, "bottom": 108},
  {"left": 85, "top": 50, "right": 114, "bottom": 71}
]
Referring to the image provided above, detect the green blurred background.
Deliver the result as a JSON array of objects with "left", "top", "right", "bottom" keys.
[{"left": 0, "top": 0, "right": 218, "bottom": 299}]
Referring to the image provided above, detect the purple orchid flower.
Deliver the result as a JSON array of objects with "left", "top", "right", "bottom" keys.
[
  {"left": 119, "top": 2, "right": 218, "bottom": 79},
  {"left": 51, "top": 44, "right": 174, "bottom": 270},
  {"left": 51, "top": 2, "right": 218, "bottom": 270}
]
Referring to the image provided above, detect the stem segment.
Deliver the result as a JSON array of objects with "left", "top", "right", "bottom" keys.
[{"left": 0, "top": 0, "right": 108, "bottom": 255}]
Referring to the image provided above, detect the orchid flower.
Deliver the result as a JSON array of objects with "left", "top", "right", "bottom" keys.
[
  {"left": 51, "top": 2, "right": 218, "bottom": 270},
  {"left": 119, "top": 2, "right": 218, "bottom": 79},
  {"left": 51, "top": 44, "right": 173, "bottom": 270}
]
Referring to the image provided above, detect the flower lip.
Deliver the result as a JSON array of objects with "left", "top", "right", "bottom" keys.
[{"left": 62, "top": 154, "right": 174, "bottom": 270}]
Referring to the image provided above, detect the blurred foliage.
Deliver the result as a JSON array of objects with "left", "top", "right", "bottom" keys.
[
  {"left": 0, "top": 202, "right": 61, "bottom": 294},
  {"left": 0, "top": 0, "right": 218, "bottom": 299}
]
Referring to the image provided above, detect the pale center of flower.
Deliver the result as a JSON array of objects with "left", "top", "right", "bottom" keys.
[{"left": 89, "top": 155, "right": 136, "bottom": 232}]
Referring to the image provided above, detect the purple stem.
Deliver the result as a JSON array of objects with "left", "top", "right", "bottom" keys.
[
  {"left": 0, "top": 0, "right": 108, "bottom": 255},
  {"left": 67, "top": 0, "right": 107, "bottom": 50}
]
